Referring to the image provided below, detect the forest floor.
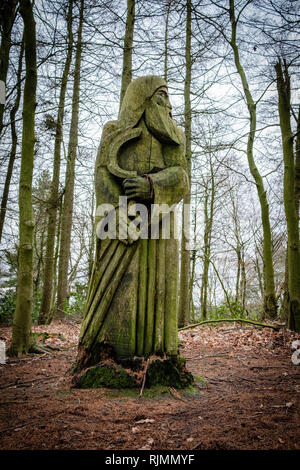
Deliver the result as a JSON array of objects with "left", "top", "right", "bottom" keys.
[{"left": 0, "top": 319, "right": 299, "bottom": 450}]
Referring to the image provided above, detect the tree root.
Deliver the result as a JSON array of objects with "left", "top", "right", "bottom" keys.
[
  {"left": 178, "top": 318, "right": 284, "bottom": 331},
  {"left": 29, "top": 343, "right": 61, "bottom": 355}
]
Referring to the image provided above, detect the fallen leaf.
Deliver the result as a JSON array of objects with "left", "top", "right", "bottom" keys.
[{"left": 135, "top": 418, "right": 155, "bottom": 424}]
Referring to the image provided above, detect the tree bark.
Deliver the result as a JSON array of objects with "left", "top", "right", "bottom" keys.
[
  {"left": 179, "top": 318, "right": 282, "bottom": 332},
  {"left": 282, "top": 107, "right": 300, "bottom": 323},
  {"left": 254, "top": 241, "right": 264, "bottom": 301},
  {"left": 280, "top": 247, "right": 289, "bottom": 321},
  {"left": 200, "top": 157, "right": 214, "bottom": 320},
  {"left": 164, "top": 0, "right": 171, "bottom": 82},
  {"left": 189, "top": 206, "right": 197, "bottom": 322},
  {"left": 119, "top": 0, "right": 135, "bottom": 109},
  {"left": 8, "top": 0, "right": 37, "bottom": 356},
  {"left": 39, "top": 0, "right": 74, "bottom": 324},
  {"left": 87, "top": 190, "right": 95, "bottom": 279},
  {"left": 275, "top": 59, "right": 300, "bottom": 332},
  {"left": 0, "top": 38, "right": 24, "bottom": 243},
  {"left": 229, "top": 0, "right": 277, "bottom": 318},
  {"left": 295, "top": 106, "right": 300, "bottom": 221},
  {"left": 46, "top": 196, "right": 63, "bottom": 324},
  {"left": 0, "top": 0, "right": 18, "bottom": 138},
  {"left": 178, "top": 0, "right": 192, "bottom": 327},
  {"left": 240, "top": 249, "right": 246, "bottom": 310},
  {"left": 56, "top": 0, "right": 84, "bottom": 316}
]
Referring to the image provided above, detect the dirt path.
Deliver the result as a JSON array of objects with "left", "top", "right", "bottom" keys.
[{"left": 0, "top": 321, "right": 299, "bottom": 450}]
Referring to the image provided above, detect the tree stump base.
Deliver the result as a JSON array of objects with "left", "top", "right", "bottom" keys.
[{"left": 71, "top": 355, "right": 194, "bottom": 390}]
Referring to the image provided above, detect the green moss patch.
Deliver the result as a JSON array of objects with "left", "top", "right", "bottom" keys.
[
  {"left": 72, "top": 355, "right": 194, "bottom": 390},
  {"left": 194, "top": 375, "right": 208, "bottom": 386},
  {"left": 73, "top": 363, "right": 136, "bottom": 389},
  {"left": 146, "top": 356, "right": 194, "bottom": 389}
]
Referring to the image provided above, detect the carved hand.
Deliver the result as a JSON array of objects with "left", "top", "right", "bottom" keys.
[
  {"left": 123, "top": 176, "right": 151, "bottom": 200},
  {"left": 117, "top": 205, "right": 140, "bottom": 245}
]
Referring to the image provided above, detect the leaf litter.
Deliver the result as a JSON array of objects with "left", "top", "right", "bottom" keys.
[{"left": 0, "top": 321, "right": 299, "bottom": 450}]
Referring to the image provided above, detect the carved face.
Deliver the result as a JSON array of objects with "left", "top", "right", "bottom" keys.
[
  {"left": 145, "top": 86, "right": 181, "bottom": 145},
  {"left": 151, "top": 86, "right": 172, "bottom": 116}
]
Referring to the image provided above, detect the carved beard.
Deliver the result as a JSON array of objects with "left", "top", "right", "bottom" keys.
[{"left": 144, "top": 101, "right": 181, "bottom": 145}]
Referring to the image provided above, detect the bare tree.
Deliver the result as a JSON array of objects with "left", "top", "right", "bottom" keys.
[
  {"left": 8, "top": 0, "right": 37, "bottom": 356},
  {"left": 276, "top": 59, "right": 300, "bottom": 331},
  {"left": 39, "top": 0, "right": 74, "bottom": 324},
  {"left": 57, "top": 0, "right": 84, "bottom": 316}
]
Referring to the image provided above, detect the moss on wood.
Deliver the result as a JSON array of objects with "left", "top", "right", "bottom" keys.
[
  {"left": 74, "top": 363, "right": 136, "bottom": 389},
  {"left": 146, "top": 356, "right": 194, "bottom": 389},
  {"left": 72, "top": 354, "right": 194, "bottom": 390}
]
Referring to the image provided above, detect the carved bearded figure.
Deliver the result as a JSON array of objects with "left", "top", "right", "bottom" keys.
[{"left": 75, "top": 76, "right": 189, "bottom": 371}]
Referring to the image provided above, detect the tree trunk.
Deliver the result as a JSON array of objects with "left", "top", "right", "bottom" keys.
[
  {"left": 295, "top": 106, "right": 300, "bottom": 220},
  {"left": 282, "top": 107, "right": 300, "bottom": 323},
  {"left": 254, "top": 240, "right": 264, "bottom": 301},
  {"left": 88, "top": 190, "right": 95, "bottom": 279},
  {"left": 189, "top": 206, "right": 197, "bottom": 322},
  {"left": 275, "top": 59, "right": 300, "bottom": 332},
  {"left": 240, "top": 249, "right": 246, "bottom": 311},
  {"left": 280, "top": 247, "right": 289, "bottom": 321},
  {"left": 46, "top": 196, "right": 63, "bottom": 324},
  {"left": 8, "top": 0, "right": 37, "bottom": 356},
  {"left": 119, "top": 0, "right": 135, "bottom": 109},
  {"left": 235, "top": 245, "right": 241, "bottom": 301},
  {"left": 33, "top": 222, "right": 45, "bottom": 296},
  {"left": 38, "top": 0, "right": 74, "bottom": 324},
  {"left": 0, "top": 38, "right": 24, "bottom": 243},
  {"left": 200, "top": 190, "right": 209, "bottom": 320},
  {"left": 200, "top": 156, "right": 214, "bottom": 320},
  {"left": 178, "top": 0, "right": 192, "bottom": 327},
  {"left": 56, "top": 0, "right": 84, "bottom": 317},
  {"left": 164, "top": 0, "right": 171, "bottom": 81},
  {"left": 229, "top": 0, "right": 277, "bottom": 319},
  {"left": 0, "top": 0, "right": 17, "bottom": 138}
]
